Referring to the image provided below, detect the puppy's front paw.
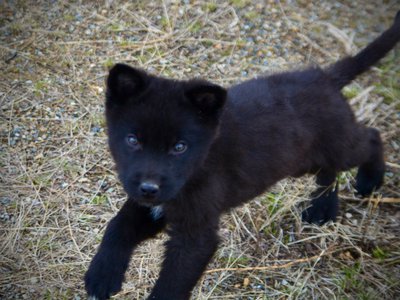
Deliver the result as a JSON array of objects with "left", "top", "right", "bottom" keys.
[
  {"left": 302, "top": 204, "right": 326, "bottom": 225},
  {"left": 302, "top": 188, "right": 339, "bottom": 225},
  {"left": 85, "top": 252, "right": 125, "bottom": 300}
]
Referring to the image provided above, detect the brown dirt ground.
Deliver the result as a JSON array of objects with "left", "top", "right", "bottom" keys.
[{"left": 1, "top": 0, "right": 399, "bottom": 299}]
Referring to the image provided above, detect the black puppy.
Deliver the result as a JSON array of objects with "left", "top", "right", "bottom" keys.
[{"left": 85, "top": 12, "right": 400, "bottom": 300}]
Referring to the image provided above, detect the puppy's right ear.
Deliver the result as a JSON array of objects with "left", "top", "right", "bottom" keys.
[{"left": 106, "top": 64, "right": 148, "bottom": 105}]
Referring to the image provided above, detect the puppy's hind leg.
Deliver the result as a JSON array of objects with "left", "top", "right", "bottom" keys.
[
  {"left": 355, "top": 128, "right": 385, "bottom": 197},
  {"left": 302, "top": 170, "right": 339, "bottom": 225}
]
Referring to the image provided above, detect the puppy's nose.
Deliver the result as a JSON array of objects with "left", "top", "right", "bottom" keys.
[{"left": 139, "top": 182, "right": 159, "bottom": 197}]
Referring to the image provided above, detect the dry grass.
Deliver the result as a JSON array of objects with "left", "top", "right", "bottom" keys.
[{"left": 1, "top": 0, "right": 399, "bottom": 299}]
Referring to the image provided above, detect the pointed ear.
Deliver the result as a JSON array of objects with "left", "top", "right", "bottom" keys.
[
  {"left": 185, "top": 80, "right": 227, "bottom": 116},
  {"left": 106, "top": 64, "right": 148, "bottom": 105}
]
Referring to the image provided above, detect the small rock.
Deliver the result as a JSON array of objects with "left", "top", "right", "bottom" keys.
[
  {"left": 390, "top": 141, "right": 399, "bottom": 150},
  {"left": 91, "top": 126, "right": 101, "bottom": 133},
  {"left": 75, "top": 14, "right": 83, "bottom": 22},
  {"left": 243, "top": 277, "right": 250, "bottom": 287},
  {"left": 255, "top": 284, "right": 264, "bottom": 290},
  {"left": 0, "top": 197, "right": 11, "bottom": 205},
  {"left": 30, "top": 277, "right": 38, "bottom": 284}
]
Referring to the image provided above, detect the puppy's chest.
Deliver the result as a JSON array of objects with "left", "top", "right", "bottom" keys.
[{"left": 151, "top": 205, "right": 164, "bottom": 220}]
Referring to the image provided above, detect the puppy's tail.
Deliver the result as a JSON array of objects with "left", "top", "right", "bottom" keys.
[{"left": 326, "top": 11, "right": 400, "bottom": 89}]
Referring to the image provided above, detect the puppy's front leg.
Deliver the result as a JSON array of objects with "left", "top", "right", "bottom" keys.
[
  {"left": 148, "top": 224, "right": 219, "bottom": 300},
  {"left": 85, "top": 199, "right": 166, "bottom": 300}
]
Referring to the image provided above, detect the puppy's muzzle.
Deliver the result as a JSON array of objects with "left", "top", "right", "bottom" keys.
[{"left": 139, "top": 182, "right": 160, "bottom": 198}]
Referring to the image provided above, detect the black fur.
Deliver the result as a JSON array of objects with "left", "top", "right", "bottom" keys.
[{"left": 85, "top": 13, "right": 400, "bottom": 300}]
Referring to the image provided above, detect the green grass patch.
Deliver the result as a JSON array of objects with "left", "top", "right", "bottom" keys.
[
  {"left": 91, "top": 194, "right": 108, "bottom": 205},
  {"left": 218, "top": 254, "right": 251, "bottom": 267},
  {"left": 336, "top": 262, "right": 376, "bottom": 299},
  {"left": 103, "top": 58, "right": 115, "bottom": 69},
  {"left": 10, "top": 22, "right": 23, "bottom": 34},
  {"left": 263, "top": 223, "right": 278, "bottom": 236},
  {"left": 119, "top": 39, "right": 130, "bottom": 47},
  {"left": 342, "top": 85, "right": 362, "bottom": 99},
  {"left": 62, "top": 161, "right": 81, "bottom": 178},
  {"left": 201, "top": 40, "right": 214, "bottom": 47},
  {"left": 32, "top": 173, "right": 52, "bottom": 187},
  {"left": 34, "top": 80, "right": 48, "bottom": 97},
  {"left": 189, "top": 21, "right": 202, "bottom": 33},
  {"left": 43, "top": 288, "right": 74, "bottom": 300},
  {"left": 263, "top": 192, "right": 283, "bottom": 216},
  {"left": 375, "top": 85, "right": 400, "bottom": 109},
  {"left": 107, "top": 23, "right": 125, "bottom": 32},
  {"left": 244, "top": 10, "right": 259, "bottom": 20},
  {"left": 204, "top": 2, "right": 218, "bottom": 13},
  {"left": 374, "top": 55, "right": 400, "bottom": 109},
  {"left": 372, "top": 246, "right": 388, "bottom": 261},
  {"left": 337, "top": 171, "right": 352, "bottom": 185},
  {"left": 63, "top": 14, "right": 75, "bottom": 22},
  {"left": 337, "top": 262, "right": 361, "bottom": 290},
  {"left": 90, "top": 113, "right": 106, "bottom": 128},
  {"left": 160, "top": 17, "right": 170, "bottom": 30},
  {"left": 221, "top": 46, "right": 234, "bottom": 56},
  {"left": 229, "top": 0, "right": 250, "bottom": 9},
  {"left": 79, "top": 214, "right": 98, "bottom": 223}
]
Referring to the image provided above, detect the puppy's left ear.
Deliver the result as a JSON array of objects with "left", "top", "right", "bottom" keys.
[{"left": 185, "top": 80, "right": 227, "bottom": 117}]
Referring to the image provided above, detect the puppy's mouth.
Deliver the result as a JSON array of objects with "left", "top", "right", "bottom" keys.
[{"left": 135, "top": 197, "right": 163, "bottom": 207}]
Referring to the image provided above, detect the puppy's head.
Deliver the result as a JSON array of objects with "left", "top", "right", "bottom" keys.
[{"left": 105, "top": 64, "right": 226, "bottom": 206}]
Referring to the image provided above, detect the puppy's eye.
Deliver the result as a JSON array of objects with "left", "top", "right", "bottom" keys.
[
  {"left": 172, "top": 141, "right": 187, "bottom": 154},
  {"left": 126, "top": 134, "right": 139, "bottom": 148}
]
